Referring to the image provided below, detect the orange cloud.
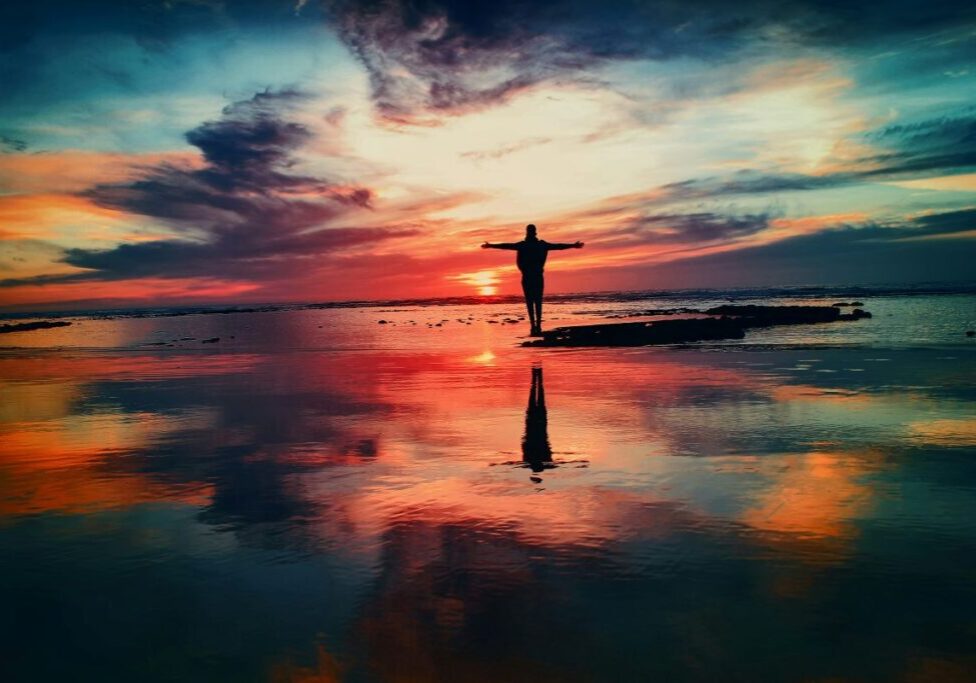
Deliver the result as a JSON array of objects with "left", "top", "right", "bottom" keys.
[
  {"left": 0, "top": 150, "right": 200, "bottom": 195},
  {"left": 0, "top": 193, "right": 134, "bottom": 241},
  {"left": 766, "top": 212, "right": 870, "bottom": 240},
  {"left": 0, "top": 276, "right": 261, "bottom": 309}
]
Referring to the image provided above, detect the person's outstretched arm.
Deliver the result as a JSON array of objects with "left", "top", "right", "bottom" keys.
[
  {"left": 546, "top": 241, "right": 584, "bottom": 250},
  {"left": 482, "top": 241, "right": 520, "bottom": 250}
]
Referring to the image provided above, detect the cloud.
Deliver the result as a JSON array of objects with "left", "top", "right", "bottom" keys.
[
  {"left": 645, "top": 207, "right": 976, "bottom": 286},
  {"left": 894, "top": 207, "right": 976, "bottom": 238},
  {"left": 601, "top": 211, "right": 773, "bottom": 246},
  {"left": 55, "top": 227, "right": 414, "bottom": 280},
  {"left": 460, "top": 136, "right": 552, "bottom": 161},
  {"left": 326, "top": 0, "right": 753, "bottom": 121},
  {"left": 324, "top": 0, "right": 976, "bottom": 121},
  {"left": 859, "top": 110, "right": 976, "bottom": 179},
  {"left": 1, "top": 89, "right": 413, "bottom": 289},
  {"left": 0, "top": 135, "right": 27, "bottom": 152},
  {"left": 659, "top": 172, "right": 850, "bottom": 202},
  {"left": 649, "top": 110, "right": 976, "bottom": 204}
]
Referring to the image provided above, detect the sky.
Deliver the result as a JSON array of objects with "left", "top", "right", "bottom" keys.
[{"left": 1, "top": 0, "right": 975, "bottom": 310}]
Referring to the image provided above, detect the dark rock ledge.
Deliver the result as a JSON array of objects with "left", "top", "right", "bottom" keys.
[
  {"left": 0, "top": 320, "right": 73, "bottom": 334},
  {"left": 524, "top": 305, "right": 871, "bottom": 347}
]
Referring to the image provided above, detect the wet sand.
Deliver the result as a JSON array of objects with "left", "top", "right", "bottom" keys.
[{"left": 1, "top": 299, "right": 975, "bottom": 682}]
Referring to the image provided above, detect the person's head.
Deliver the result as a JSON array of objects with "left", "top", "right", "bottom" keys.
[{"left": 525, "top": 224, "right": 537, "bottom": 240}]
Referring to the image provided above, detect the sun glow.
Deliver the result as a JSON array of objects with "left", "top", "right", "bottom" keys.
[{"left": 447, "top": 269, "right": 502, "bottom": 296}]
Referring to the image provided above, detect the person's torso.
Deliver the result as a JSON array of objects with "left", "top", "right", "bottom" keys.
[{"left": 516, "top": 240, "right": 548, "bottom": 274}]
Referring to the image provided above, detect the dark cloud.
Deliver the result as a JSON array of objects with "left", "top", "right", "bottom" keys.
[
  {"left": 859, "top": 110, "right": 976, "bottom": 179},
  {"left": 186, "top": 90, "right": 314, "bottom": 181},
  {"left": 648, "top": 208, "right": 976, "bottom": 287},
  {"left": 898, "top": 207, "right": 976, "bottom": 237},
  {"left": 0, "top": 135, "right": 27, "bottom": 152},
  {"left": 652, "top": 110, "right": 976, "bottom": 203},
  {"left": 4, "top": 1, "right": 974, "bottom": 124},
  {"left": 325, "top": 0, "right": 748, "bottom": 120},
  {"left": 601, "top": 211, "right": 773, "bottom": 246},
  {"left": 56, "top": 227, "right": 411, "bottom": 281},
  {"left": 323, "top": 0, "right": 976, "bottom": 120},
  {"left": 0, "top": 90, "right": 413, "bottom": 288},
  {"left": 659, "top": 172, "right": 850, "bottom": 202}
]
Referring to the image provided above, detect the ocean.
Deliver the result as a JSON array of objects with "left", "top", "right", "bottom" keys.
[{"left": 2, "top": 284, "right": 975, "bottom": 351}]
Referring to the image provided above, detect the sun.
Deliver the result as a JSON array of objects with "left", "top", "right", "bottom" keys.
[{"left": 448, "top": 270, "right": 501, "bottom": 297}]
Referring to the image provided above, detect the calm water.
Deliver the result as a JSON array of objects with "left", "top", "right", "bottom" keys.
[{"left": 2, "top": 292, "right": 975, "bottom": 681}]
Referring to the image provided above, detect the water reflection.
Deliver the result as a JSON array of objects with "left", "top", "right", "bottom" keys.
[
  {"left": 522, "top": 366, "right": 553, "bottom": 479},
  {"left": 1, "top": 345, "right": 975, "bottom": 681}
]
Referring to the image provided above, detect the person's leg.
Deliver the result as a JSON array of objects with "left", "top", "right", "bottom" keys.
[
  {"left": 526, "top": 279, "right": 544, "bottom": 334},
  {"left": 529, "top": 294, "right": 542, "bottom": 334},
  {"left": 521, "top": 278, "right": 537, "bottom": 331},
  {"left": 534, "top": 276, "right": 545, "bottom": 331}
]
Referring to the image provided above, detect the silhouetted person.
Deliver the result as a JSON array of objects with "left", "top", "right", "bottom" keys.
[
  {"left": 522, "top": 366, "right": 553, "bottom": 478},
  {"left": 482, "top": 224, "right": 584, "bottom": 335}
]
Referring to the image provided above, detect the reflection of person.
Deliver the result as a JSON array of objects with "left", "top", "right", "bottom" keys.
[
  {"left": 522, "top": 366, "right": 553, "bottom": 476},
  {"left": 482, "top": 224, "right": 584, "bottom": 336}
]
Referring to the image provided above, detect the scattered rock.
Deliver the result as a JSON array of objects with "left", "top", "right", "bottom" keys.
[
  {"left": 0, "top": 320, "right": 72, "bottom": 334},
  {"left": 378, "top": 319, "right": 388, "bottom": 324},
  {"left": 201, "top": 337, "right": 220, "bottom": 343},
  {"left": 967, "top": 330, "right": 975, "bottom": 337},
  {"left": 636, "top": 307, "right": 701, "bottom": 316}
]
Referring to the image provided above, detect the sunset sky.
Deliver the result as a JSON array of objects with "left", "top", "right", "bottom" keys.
[{"left": 1, "top": 0, "right": 975, "bottom": 310}]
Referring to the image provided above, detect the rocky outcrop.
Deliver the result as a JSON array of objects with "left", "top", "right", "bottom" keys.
[
  {"left": 525, "top": 305, "right": 872, "bottom": 347},
  {"left": 704, "top": 304, "right": 871, "bottom": 326},
  {"left": 524, "top": 318, "right": 747, "bottom": 347},
  {"left": 0, "top": 320, "right": 72, "bottom": 334}
]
